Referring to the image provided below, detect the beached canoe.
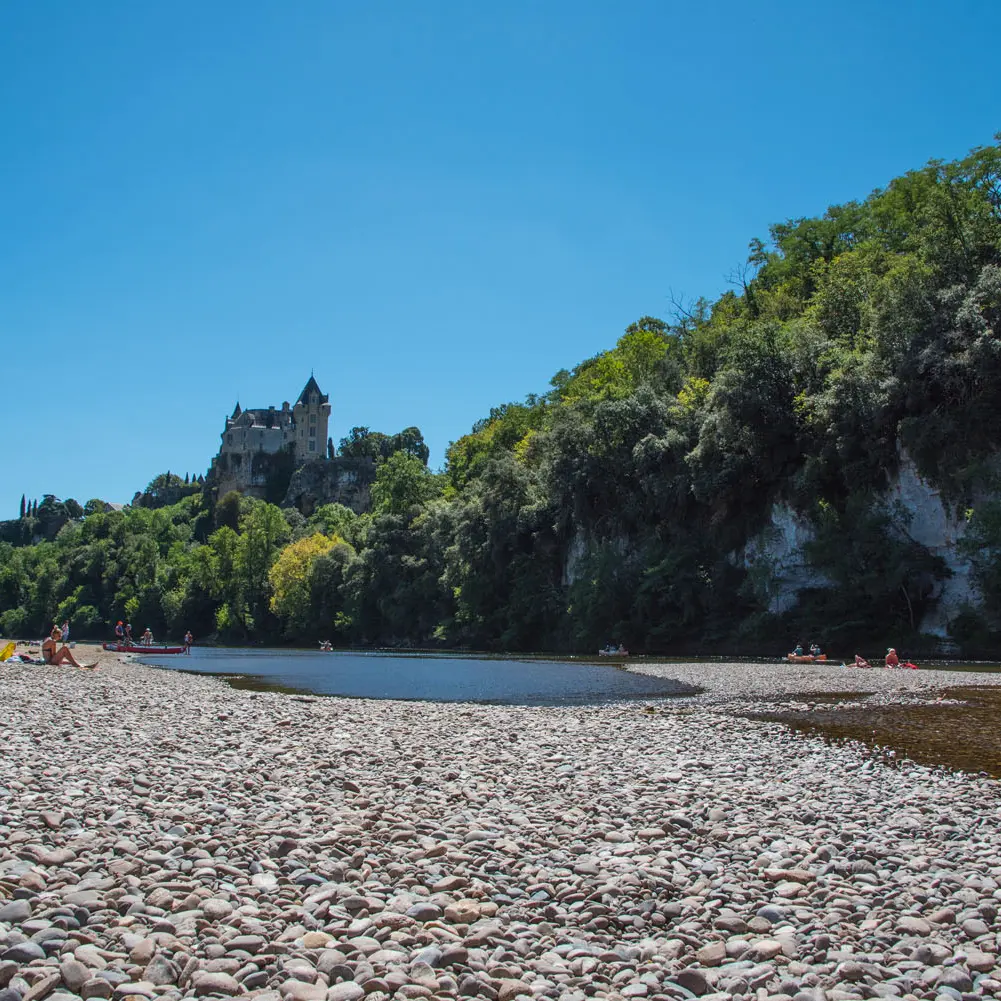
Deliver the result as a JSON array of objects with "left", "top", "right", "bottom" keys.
[
  {"left": 786, "top": 653, "right": 828, "bottom": 663},
  {"left": 103, "top": 642, "right": 185, "bottom": 655}
]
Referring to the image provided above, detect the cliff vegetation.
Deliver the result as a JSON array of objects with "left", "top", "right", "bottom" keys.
[{"left": 3, "top": 139, "right": 1001, "bottom": 654}]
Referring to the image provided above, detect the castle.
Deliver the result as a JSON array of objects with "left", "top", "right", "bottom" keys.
[{"left": 209, "top": 375, "right": 331, "bottom": 498}]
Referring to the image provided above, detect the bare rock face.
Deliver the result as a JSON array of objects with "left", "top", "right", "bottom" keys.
[
  {"left": 742, "top": 503, "right": 832, "bottom": 614},
  {"left": 885, "top": 450, "right": 980, "bottom": 638},
  {"left": 282, "top": 457, "right": 376, "bottom": 516}
]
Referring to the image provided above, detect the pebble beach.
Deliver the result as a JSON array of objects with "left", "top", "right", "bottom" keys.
[{"left": 2, "top": 649, "right": 1001, "bottom": 1001}]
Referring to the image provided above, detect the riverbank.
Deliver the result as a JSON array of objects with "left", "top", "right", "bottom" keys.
[{"left": 2, "top": 656, "right": 1001, "bottom": 1001}]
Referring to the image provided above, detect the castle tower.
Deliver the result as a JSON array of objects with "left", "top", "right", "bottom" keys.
[{"left": 292, "top": 375, "right": 330, "bottom": 461}]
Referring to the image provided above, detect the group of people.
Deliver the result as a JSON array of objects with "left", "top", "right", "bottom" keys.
[
  {"left": 113, "top": 622, "right": 157, "bottom": 646},
  {"left": 113, "top": 621, "right": 194, "bottom": 652},
  {"left": 791, "top": 643, "right": 823, "bottom": 657},
  {"left": 850, "top": 647, "right": 917, "bottom": 670}
]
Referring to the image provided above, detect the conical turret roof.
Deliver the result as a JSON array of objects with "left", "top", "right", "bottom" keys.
[{"left": 295, "top": 375, "right": 328, "bottom": 406}]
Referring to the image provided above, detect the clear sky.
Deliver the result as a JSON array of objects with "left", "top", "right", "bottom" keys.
[{"left": 2, "top": 1, "right": 999, "bottom": 514}]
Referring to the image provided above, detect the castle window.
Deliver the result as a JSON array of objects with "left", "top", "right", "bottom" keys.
[
  {"left": 310, "top": 414, "right": 316, "bottom": 424},
  {"left": 227, "top": 433, "right": 233, "bottom": 445},
  {"left": 309, "top": 426, "right": 316, "bottom": 437},
  {"left": 310, "top": 393, "right": 317, "bottom": 404},
  {"left": 308, "top": 439, "right": 316, "bottom": 452}
]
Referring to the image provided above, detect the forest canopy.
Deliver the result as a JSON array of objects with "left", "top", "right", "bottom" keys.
[{"left": 4, "top": 139, "right": 1001, "bottom": 654}]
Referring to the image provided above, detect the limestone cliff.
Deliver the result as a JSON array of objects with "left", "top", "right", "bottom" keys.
[
  {"left": 741, "top": 503, "right": 832, "bottom": 615},
  {"left": 740, "top": 450, "right": 986, "bottom": 640},
  {"left": 884, "top": 453, "right": 979, "bottom": 638},
  {"left": 282, "top": 457, "right": 376, "bottom": 516}
]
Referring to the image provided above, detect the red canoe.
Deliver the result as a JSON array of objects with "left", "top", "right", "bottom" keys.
[{"left": 103, "top": 642, "right": 186, "bottom": 655}]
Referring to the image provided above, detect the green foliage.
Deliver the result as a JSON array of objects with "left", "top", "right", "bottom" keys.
[
  {"left": 339, "top": 426, "right": 430, "bottom": 465},
  {"left": 794, "top": 497, "right": 949, "bottom": 648},
  {"left": 960, "top": 499, "right": 1001, "bottom": 621},
  {"left": 269, "top": 532, "right": 343, "bottom": 637},
  {"left": 3, "top": 139, "right": 1001, "bottom": 654},
  {"left": 371, "top": 453, "right": 442, "bottom": 515}
]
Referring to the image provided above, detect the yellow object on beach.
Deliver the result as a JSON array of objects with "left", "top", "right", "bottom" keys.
[{"left": 0, "top": 641, "right": 15, "bottom": 662}]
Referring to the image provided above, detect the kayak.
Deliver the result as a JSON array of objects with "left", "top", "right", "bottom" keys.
[
  {"left": 786, "top": 653, "right": 827, "bottom": 663},
  {"left": 103, "top": 642, "right": 186, "bottom": 655}
]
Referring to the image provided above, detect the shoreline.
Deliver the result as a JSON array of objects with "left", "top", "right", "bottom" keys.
[
  {"left": 125, "top": 642, "right": 1001, "bottom": 702},
  {"left": 2, "top": 654, "right": 1001, "bottom": 1000}
]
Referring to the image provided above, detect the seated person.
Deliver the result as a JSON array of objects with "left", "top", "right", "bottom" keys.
[
  {"left": 793, "top": 643, "right": 804, "bottom": 656},
  {"left": 809, "top": 643, "right": 822, "bottom": 657},
  {"left": 885, "top": 647, "right": 900, "bottom": 668},
  {"left": 42, "top": 626, "right": 97, "bottom": 669}
]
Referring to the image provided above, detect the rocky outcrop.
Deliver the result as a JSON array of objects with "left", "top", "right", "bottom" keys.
[
  {"left": 562, "top": 528, "right": 588, "bottom": 586},
  {"left": 885, "top": 452, "right": 978, "bottom": 639},
  {"left": 740, "top": 451, "right": 990, "bottom": 639},
  {"left": 742, "top": 504, "right": 832, "bottom": 615},
  {"left": 282, "top": 456, "right": 376, "bottom": 516}
]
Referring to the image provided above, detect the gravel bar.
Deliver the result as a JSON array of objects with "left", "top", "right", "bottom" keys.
[
  {"left": 628, "top": 658, "right": 1001, "bottom": 701},
  {"left": 2, "top": 653, "right": 1000, "bottom": 1001}
]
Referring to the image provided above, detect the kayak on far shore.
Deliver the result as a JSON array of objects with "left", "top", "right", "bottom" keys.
[
  {"left": 786, "top": 653, "right": 828, "bottom": 663},
  {"left": 103, "top": 642, "right": 186, "bottom": 655}
]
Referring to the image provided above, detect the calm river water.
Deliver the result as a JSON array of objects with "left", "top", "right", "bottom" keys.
[{"left": 138, "top": 648, "right": 695, "bottom": 705}]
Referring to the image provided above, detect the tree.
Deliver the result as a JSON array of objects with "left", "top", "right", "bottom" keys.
[
  {"left": 371, "top": 452, "right": 441, "bottom": 516},
  {"left": 339, "top": 427, "right": 388, "bottom": 459},
  {"left": 215, "top": 491, "right": 242, "bottom": 532},
  {"left": 19, "top": 495, "right": 25, "bottom": 519},
  {"left": 238, "top": 502, "right": 290, "bottom": 633},
  {"left": 386, "top": 427, "right": 430, "bottom": 465},
  {"left": 269, "top": 533, "right": 340, "bottom": 636}
]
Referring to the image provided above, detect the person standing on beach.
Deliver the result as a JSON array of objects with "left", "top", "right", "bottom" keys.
[
  {"left": 125, "top": 623, "right": 133, "bottom": 643},
  {"left": 183, "top": 630, "right": 193, "bottom": 653},
  {"left": 61, "top": 620, "right": 70, "bottom": 643},
  {"left": 114, "top": 621, "right": 125, "bottom": 644}
]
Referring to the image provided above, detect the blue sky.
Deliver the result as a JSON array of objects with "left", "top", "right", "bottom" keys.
[{"left": 2, "top": 0, "right": 999, "bottom": 514}]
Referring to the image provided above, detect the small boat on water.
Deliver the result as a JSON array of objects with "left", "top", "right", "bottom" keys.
[
  {"left": 103, "top": 642, "right": 186, "bottom": 655},
  {"left": 786, "top": 653, "right": 828, "bottom": 663}
]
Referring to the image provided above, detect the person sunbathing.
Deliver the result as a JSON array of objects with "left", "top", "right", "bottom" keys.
[
  {"left": 853, "top": 654, "right": 871, "bottom": 669},
  {"left": 42, "top": 626, "right": 97, "bottom": 669}
]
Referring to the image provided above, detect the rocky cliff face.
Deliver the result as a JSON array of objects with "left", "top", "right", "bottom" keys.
[
  {"left": 740, "top": 450, "right": 985, "bottom": 640},
  {"left": 282, "top": 457, "right": 376, "bottom": 516},
  {"left": 742, "top": 503, "right": 832, "bottom": 615},
  {"left": 884, "top": 453, "right": 978, "bottom": 639}
]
